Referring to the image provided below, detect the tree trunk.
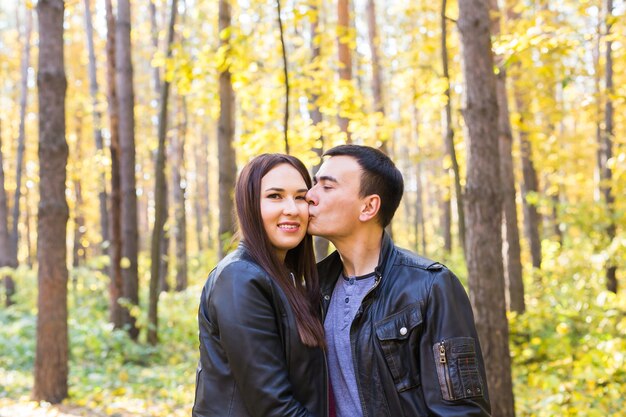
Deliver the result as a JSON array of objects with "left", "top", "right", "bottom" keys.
[
  {"left": 117, "top": 0, "right": 140, "bottom": 340},
  {"left": 602, "top": 0, "right": 617, "bottom": 293},
  {"left": 441, "top": 0, "right": 465, "bottom": 255},
  {"left": 173, "top": 96, "right": 188, "bottom": 291},
  {"left": 337, "top": 0, "right": 352, "bottom": 141},
  {"left": 72, "top": 116, "right": 87, "bottom": 267},
  {"left": 505, "top": 8, "right": 541, "bottom": 273},
  {"left": 148, "top": 0, "right": 178, "bottom": 345},
  {"left": 457, "top": 1, "right": 515, "bottom": 416},
  {"left": 149, "top": 0, "right": 170, "bottom": 294},
  {"left": 217, "top": 0, "right": 237, "bottom": 259},
  {"left": 32, "top": 0, "right": 69, "bottom": 403},
  {"left": 25, "top": 185, "right": 34, "bottom": 266},
  {"left": 11, "top": 5, "right": 33, "bottom": 267},
  {"left": 159, "top": 181, "right": 170, "bottom": 294},
  {"left": 366, "top": 0, "right": 387, "bottom": 154},
  {"left": 83, "top": 0, "right": 109, "bottom": 250},
  {"left": 149, "top": 0, "right": 162, "bottom": 93},
  {"left": 410, "top": 83, "right": 427, "bottom": 255},
  {"left": 440, "top": 186, "right": 452, "bottom": 252},
  {"left": 594, "top": 14, "right": 603, "bottom": 204},
  {"left": 489, "top": 0, "right": 524, "bottom": 313},
  {"left": 276, "top": 0, "right": 290, "bottom": 154},
  {"left": 416, "top": 161, "right": 427, "bottom": 256},
  {"left": 308, "top": 1, "right": 329, "bottom": 261},
  {"left": 0, "top": 122, "right": 16, "bottom": 306},
  {"left": 518, "top": 116, "right": 542, "bottom": 270},
  {"left": 194, "top": 131, "right": 211, "bottom": 252},
  {"left": 105, "top": 0, "right": 124, "bottom": 329}
]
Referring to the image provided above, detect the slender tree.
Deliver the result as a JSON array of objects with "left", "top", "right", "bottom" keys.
[
  {"left": 0, "top": 121, "right": 15, "bottom": 306},
  {"left": 308, "top": 0, "right": 329, "bottom": 261},
  {"left": 365, "top": 0, "right": 387, "bottom": 154},
  {"left": 518, "top": 101, "right": 542, "bottom": 271},
  {"left": 83, "top": 0, "right": 110, "bottom": 249},
  {"left": 441, "top": 0, "right": 466, "bottom": 255},
  {"left": 105, "top": 0, "right": 124, "bottom": 328},
  {"left": 71, "top": 115, "right": 87, "bottom": 266},
  {"left": 149, "top": 0, "right": 162, "bottom": 92},
  {"left": 148, "top": 0, "right": 178, "bottom": 345},
  {"left": 217, "top": 0, "right": 237, "bottom": 259},
  {"left": 24, "top": 185, "right": 34, "bottom": 266},
  {"left": 173, "top": 96, "right": 188, "bottom": 291},
  {"left": 411, "top": 80, "right": 427, "bottom": 255},
  {"left": 159, "top": 186, "right": 171, "bottom": 293},
  {"left": 11, "top": 5, "right": 33, "bottom": 268},
  {"left": 194, "top": 130, "right": 211, "bottom": 252},
  {"left": 149, "top": 0, "right": 171, "bottom": 295},
  {"left": 308, "top": 0, "right": 323, "bottom": 146},
  {"left": 506, "top": 4, "right": 542, "bottom": 272},
  {"left": 337, "top": 0, "right": 352, "bottom": 141},
  {"left": 276, "top": 0, "right": 290, "bottom": 154},
  {"left": 33, "top": 0, "right": 69, "bottom": 403},
  {"left": 594, "top": 11, "right": 603, "bottom": 202},
  {"left": 601, "top": 0, "right": 617, "bottom": 293},
  {"left": 489, "top": 0, "right": 524, "bottom": 313},
  {"left": 117, "top": 0, "right": 140, "bottom": 339},
  {"left": 457, "top": 0, "right": 515, "bottom": 415}
]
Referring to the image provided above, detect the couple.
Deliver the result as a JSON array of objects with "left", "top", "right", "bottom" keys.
[{"left": 192, "top": 145, "right": 491, "bottom": 417}]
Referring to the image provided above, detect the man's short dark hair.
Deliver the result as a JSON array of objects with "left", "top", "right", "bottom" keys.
[{"left": 324, "top": 144, "right": 403, "bottom": 228}]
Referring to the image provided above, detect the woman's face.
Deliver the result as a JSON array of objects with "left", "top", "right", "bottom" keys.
[{"left": 260, "top": 163, "right": 310, "bottom": 261}]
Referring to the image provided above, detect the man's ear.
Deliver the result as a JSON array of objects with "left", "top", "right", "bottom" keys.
[{"left": 359, "top": 194, "right": 381, "bottom": 222}]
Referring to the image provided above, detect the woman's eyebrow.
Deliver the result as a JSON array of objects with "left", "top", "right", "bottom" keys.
[{"left": 264, "top": 187, "right": 308, "bottom": 193}]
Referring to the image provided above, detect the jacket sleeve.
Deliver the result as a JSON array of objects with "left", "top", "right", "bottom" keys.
[
  {"left": 420, "top": 268, "right": 492, "bottom": 417},
  {"left": 206, "top": 261, "right": 314, "bottom": 417}
]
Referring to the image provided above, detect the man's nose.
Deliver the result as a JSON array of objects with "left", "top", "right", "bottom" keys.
[{"left": 306, "top": 188, "right": 318, "bottom": 206}]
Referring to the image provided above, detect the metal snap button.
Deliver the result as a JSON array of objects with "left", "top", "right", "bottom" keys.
[{"left": 399, "top": 326, "right": 407, "bottom": 336}]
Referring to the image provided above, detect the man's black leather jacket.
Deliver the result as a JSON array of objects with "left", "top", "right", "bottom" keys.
[
  {"left": 318, "top": 233, "right": 491, "bottom": 417},
  {"left": 192, "top": 244, "right": 328, "bottom": 417}
]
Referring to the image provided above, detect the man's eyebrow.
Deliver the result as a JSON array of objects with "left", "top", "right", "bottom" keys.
[{"left": 314, "top": 175, "right": 338, "bottom": 184}]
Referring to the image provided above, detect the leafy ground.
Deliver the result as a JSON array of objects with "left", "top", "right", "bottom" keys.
[{"left": 1, "top": 244, "right": 625, "bottom": 416}]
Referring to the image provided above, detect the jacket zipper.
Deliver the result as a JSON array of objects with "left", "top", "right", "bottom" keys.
[
  {"left": 319, "top": 297, "right": 331, "bottom": 417},
  {"left": 439, "top": 341, "right": 454, "bottom": 399},
  {"left": 352, "top": 273, "right": 382, "bottom": 417},
  {"left": 356, "top": 272, "right": 382, "bottom": 316},
  {"left": 323, "top": 349, "right": 330, "bottom": 417}
]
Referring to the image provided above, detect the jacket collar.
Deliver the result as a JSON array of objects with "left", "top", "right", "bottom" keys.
[{"left": 318, "top": 231, "right": 396, "bottom": 296}]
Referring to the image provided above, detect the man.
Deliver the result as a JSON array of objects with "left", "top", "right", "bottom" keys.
[{"left": 307, "top": 145, "right": 491, "bottom": 417}]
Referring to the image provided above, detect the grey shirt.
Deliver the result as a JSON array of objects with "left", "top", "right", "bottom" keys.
[{"left": 324, "top": 272, "right": 377, "bottom": 417}]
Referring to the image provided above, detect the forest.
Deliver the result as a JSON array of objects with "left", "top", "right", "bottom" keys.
[{"left": 0, "top": 0, "right": 624, "bottom": 416}]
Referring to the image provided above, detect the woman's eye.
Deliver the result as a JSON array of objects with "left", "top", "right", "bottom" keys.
[
  {"left": 267, "top": 193, "right": 281, "bottom": 199},
  {"left": 295, "top": 195, "right": 306, "bottom": 200}
]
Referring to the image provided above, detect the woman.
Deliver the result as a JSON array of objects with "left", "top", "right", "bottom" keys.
[{"left": 192, "top": 154, "right": 327, "bottom": 417}]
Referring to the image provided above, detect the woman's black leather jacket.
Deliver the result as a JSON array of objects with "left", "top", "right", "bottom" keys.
[
  {"left": 317, "top": 233, "right": 491, "bottom": 417},
  {"left": 192, "top": 244, "right": 328, "bottom": 417}
]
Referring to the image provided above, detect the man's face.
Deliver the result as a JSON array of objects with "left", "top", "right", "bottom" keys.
[{"left": 306, "top": 155, "right": 364, "bottom": 240}]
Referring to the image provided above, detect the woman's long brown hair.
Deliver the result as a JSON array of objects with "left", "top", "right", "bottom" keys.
[{"left": 235, "top": 154, "right": 324, "bottom": 347}]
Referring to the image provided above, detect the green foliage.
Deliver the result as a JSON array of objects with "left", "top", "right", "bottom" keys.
[
  {"left": 0, "top": 251, "right": 213, "bottom": 415},
  {"left": 510, "top": 244, "right": 626, "bottom": 416}
]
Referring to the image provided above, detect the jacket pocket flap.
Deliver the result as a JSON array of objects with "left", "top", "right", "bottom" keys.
[{"left": 375, "top": 303, "right": 422, "bottom": 341}]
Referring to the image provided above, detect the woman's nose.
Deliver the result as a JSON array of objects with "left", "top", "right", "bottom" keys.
[{"left": 283, "top": 197, "right": 298, "bottom": 214}]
